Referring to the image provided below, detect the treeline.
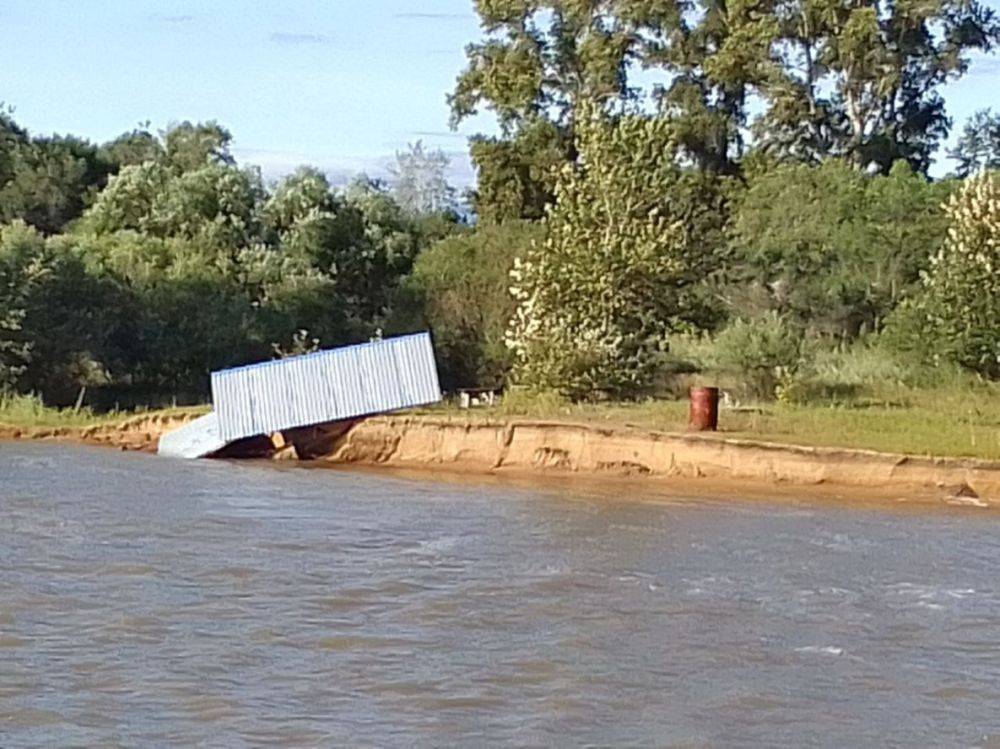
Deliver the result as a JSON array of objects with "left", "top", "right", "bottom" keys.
[
  {"left": 419, "top": 0, "right": 1000, "bottom": 399},
  {"left": 3, "top": 0, "right": 1000, "bottom": 408},
  {"left": 0, "top": 114, "right": 461, "bottom": 406}
]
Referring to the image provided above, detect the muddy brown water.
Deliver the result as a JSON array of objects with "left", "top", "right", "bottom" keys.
[{"left": 3, "top": 443, "right": 1000, "bottom": 746}]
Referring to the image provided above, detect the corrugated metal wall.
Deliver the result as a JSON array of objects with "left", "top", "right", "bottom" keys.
[{"left": 211, "top": 332, "right": 441, "bottom": 442}]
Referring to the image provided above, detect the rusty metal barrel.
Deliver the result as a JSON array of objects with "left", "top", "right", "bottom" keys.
[{"left": 688, "top": 387, "right": 720, "bottom": 432}]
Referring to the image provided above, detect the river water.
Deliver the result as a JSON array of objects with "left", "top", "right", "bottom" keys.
[{"left": 3, "top": 443, "right": 1000, "bottom": 746}]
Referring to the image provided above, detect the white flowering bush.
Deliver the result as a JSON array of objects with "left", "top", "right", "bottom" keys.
[
  {"left": 506, "top": 107, "right": 691, "bottom": 398},
  {"left": 900, "top": 172, "right": 1000, "bottom": 377}
]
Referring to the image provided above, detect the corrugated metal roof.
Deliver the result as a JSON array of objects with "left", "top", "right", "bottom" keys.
[{"left": 211, "top": 332, "right": 441, "bottom": 442}]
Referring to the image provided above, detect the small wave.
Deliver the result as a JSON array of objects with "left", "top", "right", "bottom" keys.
[
  {"left": 795, "top": 645, "right": 844, "bottom": 656},
  {"left": 889, "top": 583, "right": 978, "bottom": 606}
]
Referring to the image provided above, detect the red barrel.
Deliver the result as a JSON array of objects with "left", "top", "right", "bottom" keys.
[{"left": 689, "top": 387, "right": 720, "bottom": 431}]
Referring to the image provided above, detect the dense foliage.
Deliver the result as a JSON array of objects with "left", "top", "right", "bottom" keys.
[
  {"left": 506, "top": 108, "right": 720, "bottom": 396},
  {"left": 450, "top": 0, "right": 999, "bottom": 220},
  {"left": 0, "top": 115, "right": 458, "bottom": 405},
  {"left": 887, "top": 173, "right": 1000, "bottom": 378},
  {"left": 727, "top": 160, "right": 952, "bottom": 339},
  {"left": 406, "top": 220, "right": 543, "bottom": 390},
  {"left": 2, "top": 0, "right": 999, "bottom": 408}
]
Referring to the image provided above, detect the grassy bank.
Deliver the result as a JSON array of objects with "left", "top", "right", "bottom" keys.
[
  {"left": 3, "top": 387, "right": 998, "bottom": 462},
  {"left": 0, "top": 394, "right": 208, "bottom": 430},
  {"left": 428, "top": 383, "right": 1000, "bottom": 461}
]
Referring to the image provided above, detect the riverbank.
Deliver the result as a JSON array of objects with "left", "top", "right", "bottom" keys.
[
  {"left": 0, "top": 410, "right": 204, "bottom": 453},
  {"left": 319, "top": 415, "right": 1000, "bottom": 506},
  {"left": 3, "top": 409, "right": 999, "bottom": 508}
]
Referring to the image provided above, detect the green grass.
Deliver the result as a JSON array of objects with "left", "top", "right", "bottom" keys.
[
  {"left": 4, "top": 380, "right": 998, "bottom": 462},
  {"left": 0, "top": 393, "right": 115, "bottom": 428},
  {"left": 0, "top": 393, "right": 208, "bottom": 430},
  {"left": 426, "top": 382, "right": 1000, "bottom": 461}
]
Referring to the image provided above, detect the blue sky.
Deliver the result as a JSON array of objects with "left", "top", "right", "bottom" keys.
[{"left": 2, "top": 0, "right": 998, "bottom": 186}]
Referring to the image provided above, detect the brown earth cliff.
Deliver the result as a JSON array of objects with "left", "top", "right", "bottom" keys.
[{"left": 3, "top": 412, "right": 999, "bottom": 507}]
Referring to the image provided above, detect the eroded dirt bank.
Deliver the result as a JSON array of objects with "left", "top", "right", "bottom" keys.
[
  {"left": 0, "top": 412, "right": 201, "bottom": 453},
  {"left": 4, "top": 412, "right": 999, "bottom": 506},
  {"left": 318, "top": 416, "right": 1000, "bottom": 506}
]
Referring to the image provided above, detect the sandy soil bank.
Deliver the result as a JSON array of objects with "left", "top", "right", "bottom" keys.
[
  {"left": 4, "top": 412, "right": 999, "bottom": 507},
  {"left": 0, "top": 412, "right": 199, "bottom": 453},
  {"left": 316, "top": 416, "right": 1000, "bottom": 507}
]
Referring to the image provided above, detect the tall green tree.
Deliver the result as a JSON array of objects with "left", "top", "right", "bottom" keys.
[
  {"left": 647, "top": 0, "right": 778, "bottom": 173},
  {"left": 754, "top": 0, "right": 1000, "bottom": 173},
  {"left": 950, "top": 109, "right": 1000, "bottom": 177},
  {"left": 450, "top": 1, "right": 650, "bottom": 222},
  {"left": 449, "top": 1, "right": 641, "bottom": 130},
  {"left": 890, "top": 172, "right": 1000, "bottom": 377},
  {"left": 507, "top": 107, "right": 710, "bottom": 397},
  {"left": 728, "top": 160, "right": 951, "bottom": 339}
]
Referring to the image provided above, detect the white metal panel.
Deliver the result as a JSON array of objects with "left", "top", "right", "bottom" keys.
[
  {"left": 157, "top": 412, "right": 227, "bottom": 459},
  {"left": 210, "top": 332, "right": 442, "bottom": 442},
  {"left": 357, "top": 339, "right": 403, "bottom": 413},
  {"left": 392, "top": 334, "right": 441, "bottom": 406}
]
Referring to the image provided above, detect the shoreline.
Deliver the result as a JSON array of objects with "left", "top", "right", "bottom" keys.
[{"left": 2, "top": 411, "right": 999, "bottom": 508}]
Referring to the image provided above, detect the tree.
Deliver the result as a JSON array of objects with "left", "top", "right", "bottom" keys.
[
  {"left": 83, "top": 160, "right": 263, "bottom": 249},
  {"left": 864, "top": 162, "right": 955, "bottom": 310},
  {"left": 261, "top": 167, "right": 341, "bottom": 236},
  {"left": 950, "top": 109, "right": 1000, "bottom": 177},
  {"left": 389, "top": 141, "right": 456, "bottom": 216},
  {"left": 75, "top": 230, "right": 270, "bottom": 394},
  {"left": 754, "top": 0, "right": 1000, "bottom": 174},
  {"left": 259, "top": 167, "right": 373, "bottom": 335},
  {"left": 649, "top": 0, "right": 778, "bottom": 174},
  {"left": 893, "top": 172, "right": 1000, "bottom": 377},
  {"left": 728, "top": 160, "right": 951, "bottom": 339},
  {"left": 101, "top": 124, "right": 164, "bottom": 168},
  {"left": 163, "top": 121, "right": 234, "bottom": 173},
  {"left": 450, "top": 2, "right": 652, "bottom": 221},
  {"left": 16, "top": 233, "right": 116, "bottom": 403},
  {"left": 341, "top": 177, "right": 427, "bottom": 321},
  {"left": 407, "top": 220, "right": 543, "bottom": 389},
  {"left": 0, "top": 222, "right": 46, "bottom": 388},
  {"left": 448, "top": 2, "right": 640, "bottom": 132},
  {"left": 467, "top": 119, "right": 567, "bottom": 223},
  {"left": 0, "top": 134, "right": 114, "bottom": 234},
  {"left": 507, "top": 108, "right": 702, "bottom": 397},
  {"left": 147, "top": 163, "right": 263, "bottom": 248},
  {"left": 79, "top": 161, "right": 171, "bottom": 236}
]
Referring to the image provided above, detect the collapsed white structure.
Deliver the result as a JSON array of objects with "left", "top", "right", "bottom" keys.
[{"left": 158, "top": 332, "right": 442, "bottom": 459}]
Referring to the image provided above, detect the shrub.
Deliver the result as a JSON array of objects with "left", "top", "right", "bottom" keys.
[
  {"left": 885, "top": 171, "right": 1000, "bottom": 378},
  {"left": 406, "top": 220, "right": 543, "bottom": 390},
  {"left": 727, "top": 160, "right": 951, "bottom": 339},
  {"left": 773, "top": 339, "right": 980, "bottom": 404},
  {"left": 682, "top": 312, "right": 806, "bottom": 400}
]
